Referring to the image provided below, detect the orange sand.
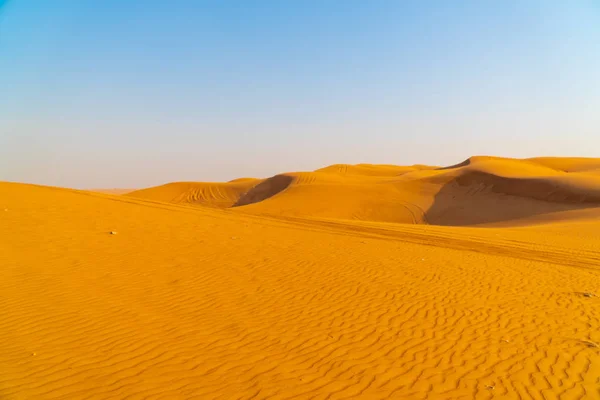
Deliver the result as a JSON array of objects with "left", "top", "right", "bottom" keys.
[{"left": 2, "top": 156, "right": 600, "bottom": 399}]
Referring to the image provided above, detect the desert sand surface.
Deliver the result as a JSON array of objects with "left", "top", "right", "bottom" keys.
[{"left": 2, "top": 156, "right": 600, "bottom": 399}]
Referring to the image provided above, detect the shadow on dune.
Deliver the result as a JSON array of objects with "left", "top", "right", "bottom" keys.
[
  {"left": 436, "top": 158, "right": 472, "bottom": 170},
  {"left": 233, "top": 175, "right": 294, "bottom": 207},
  {"left": 425, "top": 171, "right": 600, "bottom": 226}
]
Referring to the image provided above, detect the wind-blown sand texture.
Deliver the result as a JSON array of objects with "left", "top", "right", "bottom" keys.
[{"left": 2, "top": 156, "right": 600, "bottom": 399}]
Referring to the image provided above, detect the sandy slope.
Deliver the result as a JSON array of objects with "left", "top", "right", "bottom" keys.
[
  {"left": 127, "top": 179, "right": 262, "bottom": 208},
  {"left": 2, "top": 157, "right": 600, "bottom": 399}
]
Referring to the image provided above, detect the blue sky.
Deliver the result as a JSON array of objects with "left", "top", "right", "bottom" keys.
[{"left": 1, "top": 1, "right": 599, "bottom": 188}]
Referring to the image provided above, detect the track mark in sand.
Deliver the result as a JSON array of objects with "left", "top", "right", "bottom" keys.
[{"left": 262, "top": 214, "right": 600, "bottom": 272}]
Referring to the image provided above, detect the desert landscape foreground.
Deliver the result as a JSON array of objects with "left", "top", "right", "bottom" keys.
[{"left": 2, "top": 156, "right": 600, "bottom": 399}]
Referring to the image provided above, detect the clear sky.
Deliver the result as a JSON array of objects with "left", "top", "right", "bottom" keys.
[{"left": 1, "top": 1, "right": 599, "bottom": 188}]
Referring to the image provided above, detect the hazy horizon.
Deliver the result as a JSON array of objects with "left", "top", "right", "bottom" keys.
[{"left": 1, "top": 1, "right": 599, "bottom": 189}]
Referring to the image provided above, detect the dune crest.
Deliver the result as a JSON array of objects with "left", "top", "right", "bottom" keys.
[
  {"left": 88, "top": 188, "right": 135, "bottom": 195},
  {"left": 316, "top": 163, "right": 436, "bottom": 176},
  {"left": 527, "top": 157, "right": 600, "bottom": 172}
]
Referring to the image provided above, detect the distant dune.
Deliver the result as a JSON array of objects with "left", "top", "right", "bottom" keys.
[
  {"left": 126, "top": 156, "right": 600, "bottom": 226},
  {"left": 88, "top": 188, "right": 135, "bottom": 195},
  {"left": 3, "top": 156, "right": 600, "bottom": 399},
  {"left": 126, "top": 179, "right": 262, "bottom": 208}
]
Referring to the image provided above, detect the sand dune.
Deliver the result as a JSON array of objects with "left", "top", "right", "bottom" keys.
[
  {"left": 527, "top": 157, "right": 600, "bottom": 172},
  {"left": 229, "top": 157, "right": 600, "bottom": 226},
  {"left": 127, "top": 179, "right": 262, "bottom": 208},
  {"left": 315, "top": 163, "right": 437, "bottom": 176},
  {"left": 87, "top": 188, "right": 135, "bottom": 195},
  {"left": 3, "top": 156, "right": 600, "bottom": 399},
  {"left": 126, "top": 157, "right": 600, "bottom": 226}
]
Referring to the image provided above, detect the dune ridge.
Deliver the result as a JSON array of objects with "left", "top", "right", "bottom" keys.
[{"left": 88, "top": 188, "right": 135, "bottom": 195}]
